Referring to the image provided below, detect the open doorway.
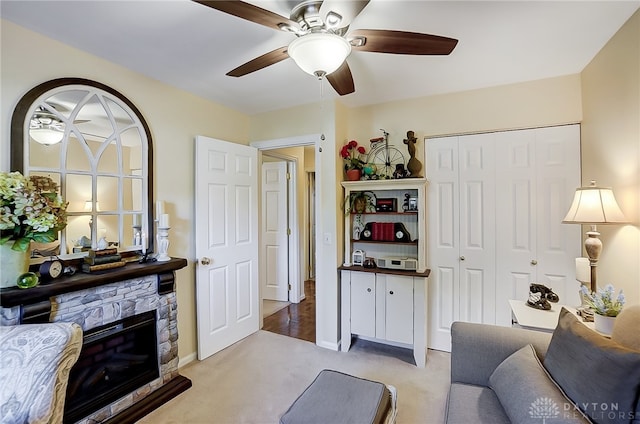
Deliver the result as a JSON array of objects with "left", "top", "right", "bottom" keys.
[{"left": 259, "top": 145, "right": 316, "bottom": 343}]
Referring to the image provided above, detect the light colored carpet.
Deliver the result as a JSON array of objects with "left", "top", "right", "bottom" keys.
[
  {"left": 138, "top": 331, "right": 451, "bottom": 424},
  {"left": 262, "top": 300, "right": 290, "bottom": 318}
]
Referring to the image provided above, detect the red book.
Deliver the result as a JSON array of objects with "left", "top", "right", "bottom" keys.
[
  {"left": 384, "top": 222, "right": 394, "bottom": 241},
  {"left": 372, "top": 222, "right": 380, "bottom": 241}
]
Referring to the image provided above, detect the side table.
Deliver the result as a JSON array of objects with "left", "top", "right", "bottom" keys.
[{"left": 508, "top": 300, "right": 595, "bottom": 332}]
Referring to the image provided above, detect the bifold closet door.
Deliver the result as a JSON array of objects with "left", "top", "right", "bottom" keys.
[
  {"left": 427, "top": 125, "right": 580, "bottom": 351},
  {"left": 494, "top": 125, "right": 581, "bottom": 326},
  {"left": 427, "top": 134, "right": 496, "bottom": 352}
]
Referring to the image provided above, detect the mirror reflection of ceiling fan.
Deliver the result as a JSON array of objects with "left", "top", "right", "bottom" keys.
[
  {"left": 30, "top": 105, "right": 90, "bottom": 145},
  {"left": 194, "top": 0, "right": 458, "bottom": 95}
]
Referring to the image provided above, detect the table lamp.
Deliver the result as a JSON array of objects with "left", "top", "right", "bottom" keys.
[{"left": 562, "top": 181, "right": 627, "bottom": 293}]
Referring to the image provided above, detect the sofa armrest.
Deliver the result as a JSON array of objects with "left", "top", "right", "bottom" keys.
[{"left": 450, "top": 322, "right": 552, "bottom": 387}]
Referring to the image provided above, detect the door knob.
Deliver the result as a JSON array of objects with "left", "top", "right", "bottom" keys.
[
  {"left": 367, "top": 288, "right": 372, "bottom": 293},
  {"left": 531, "top": 260, "right": 538, "bottom": 265},
  {"left": 200, "top": 257, "right": 211, "bottom": 265},
  {"left": 460, "top": 256, "right": 465, "bottom": 261},
  {"left": 389, "top": 291, "right": 394, "bottom": 295}
]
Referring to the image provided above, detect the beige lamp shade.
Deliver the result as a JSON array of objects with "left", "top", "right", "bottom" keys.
[{"left": 562, "top": 181, "right": 627, "bottom": 224}]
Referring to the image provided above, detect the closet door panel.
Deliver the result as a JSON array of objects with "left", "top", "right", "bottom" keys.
[
  {"left": 427, "top": 137, "right": 460, "bottom": 352},
  {"left": 459, "top": 134, "right": 496, "bottom": 325},
  {"left": 535, "top": 125, "right": 582, "bottom": 306},
  {"left": 495, "top": 130, "right": 538, "bottom": 326}
]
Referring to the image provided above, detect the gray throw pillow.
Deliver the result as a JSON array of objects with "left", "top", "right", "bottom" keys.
[
  {"left": 544, "top": 308, "right": 640, "bottom": 424},
  {"left": 489, "top": 344, "right": 590, "bottom": 423}
]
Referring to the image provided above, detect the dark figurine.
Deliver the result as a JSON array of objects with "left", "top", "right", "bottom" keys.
[{"left": 393, "top": 163, "right": 409, "bottom": 179}]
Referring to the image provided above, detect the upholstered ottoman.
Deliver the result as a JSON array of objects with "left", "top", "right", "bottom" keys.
[{"left": 280, "top": 369, "right": 397, "bottom": 424}]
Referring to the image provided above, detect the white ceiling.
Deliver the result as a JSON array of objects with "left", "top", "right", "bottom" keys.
[{"left": 2, "top": 1, "right": 638, "bottom": 115}]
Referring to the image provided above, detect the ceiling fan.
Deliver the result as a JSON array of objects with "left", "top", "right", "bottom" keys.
[{"left": 193, "top": 0, "right": 458, "bottom": 95}]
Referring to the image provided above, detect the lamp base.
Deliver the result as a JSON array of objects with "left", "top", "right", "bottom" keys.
[{"left": 584, "top": 229, "right": 601, "bottom": 293}]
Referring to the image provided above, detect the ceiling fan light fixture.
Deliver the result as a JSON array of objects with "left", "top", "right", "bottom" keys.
[
  {"left": 30, "top": 127, "right": 64, "bottom": 145},
  {"left": 288, "top": 33, "right": 351, "bottom": 77}
]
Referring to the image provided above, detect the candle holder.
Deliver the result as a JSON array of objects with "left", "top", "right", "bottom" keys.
[
  {"left": 132, "top": 224, "right": 142, "bottom": 246},
  {"left": 156, "top": 226, "right": 171, "bottom": 262}
]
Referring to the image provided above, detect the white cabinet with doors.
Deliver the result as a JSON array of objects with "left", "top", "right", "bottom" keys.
[
  {"left": 340, "top": 268, "right": 428, "bottom": 367},
  {"left": 340, "top": 178, "right": 429, "bottom": 367},
  {"left": 427, "top": 125, "right": 581, "bottom": 352}
]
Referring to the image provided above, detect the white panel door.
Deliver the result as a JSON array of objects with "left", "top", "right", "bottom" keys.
[
  {"left": 261, "top": 161, "right": 289, "bottom": 301},
  {"left": 427, "top": 135, "right": 495, "bottom": 351},
  {"left": 534, "top": 125, "right": 581, "bottom": 306},
  {"left": 495, "top": 125, "right": 581, "bottom": 326},
  {"left": 495, "top": 129, "right": 538, "bottom": 325},
  {"left": 427, "top": 137, "right": 460, "bottom": 352},
  {"left": 458, "top": 134, "right": 496, "bottom": 325},
  {"left": 195, "top": 136, "right": 259, "bottom": 360}
]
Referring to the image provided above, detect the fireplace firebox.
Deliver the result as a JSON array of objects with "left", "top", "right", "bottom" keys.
[{"left": 64, "top": 311, "right": 159, "bottom": 423}]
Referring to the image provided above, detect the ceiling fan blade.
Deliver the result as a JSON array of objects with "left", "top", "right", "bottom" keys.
[
  {"left": 319, "top": 0, "right": 370, "bottom": 29},
  {"left": 349, "top": 29, "right": 458, "bottom": 55},
  {"left": 226, "top": 47, "right": 289, "bottom": 77},
  {"left": 326, "top": 62, "right": 355, "bottom": 96},
  {"left": 192, "top": 0, "right": 297, "bottom": 32}
]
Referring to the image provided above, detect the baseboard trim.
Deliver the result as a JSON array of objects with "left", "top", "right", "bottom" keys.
[
  {"left": 179, "top": 351, "right": 198, "bottom": 368},
  {"left": 316, "top": 340, "right": 339, "bottom": 351}
]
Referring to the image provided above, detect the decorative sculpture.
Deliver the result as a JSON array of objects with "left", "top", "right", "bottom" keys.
[{"left": 403, "top": 130, "right": 423, "bottom": 178}]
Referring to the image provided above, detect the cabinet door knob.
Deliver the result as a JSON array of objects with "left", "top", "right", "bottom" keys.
[
  {"left": 460, "top": 256, "right": 465, "bottom": 261},
  {"left": 531, "top": 260, "right": 538, "bottom": 265},
  {"left": 367, "top": 288, "right": 372, "bottom": 293},
  {"left": 200, "top": 257, "right": 211, "bottom": 265},
  {"left": 389, "top": 290, "right": 394, "bottom": 295}
]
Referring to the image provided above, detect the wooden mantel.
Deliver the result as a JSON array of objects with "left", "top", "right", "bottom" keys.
[{"left": 0, "top": 257, "right": 188, "bottom": 308}]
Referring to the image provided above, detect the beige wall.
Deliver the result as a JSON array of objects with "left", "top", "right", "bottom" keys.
[
  {"left": 581, "top": 10, "right": 640, "bottom": 304},
  {"left": 1, "top": 20, "right": 250, "bottom": 362},
  {"left": 344, "top": 74, "right": 583, "bottom": 169}
]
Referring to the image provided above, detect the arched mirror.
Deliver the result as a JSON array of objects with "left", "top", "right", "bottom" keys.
[{"left": 11, "top": 78, "right": 153, "bottom": 257}]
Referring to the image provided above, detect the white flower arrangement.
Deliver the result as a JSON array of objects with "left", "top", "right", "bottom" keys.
[
  {"left": 0, "top": 171, "right": 68, "bottom": 252},
  {"left": 580, "top": 284, "right": 625, "bottom": 317}
]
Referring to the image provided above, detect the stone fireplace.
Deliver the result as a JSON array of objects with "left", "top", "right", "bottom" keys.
[{"left": 0, "top": 258, "right": 190, "bottom": 424}]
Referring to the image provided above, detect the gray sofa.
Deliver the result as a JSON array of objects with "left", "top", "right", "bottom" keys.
[{"left": 445, "top": 305, "right": 640, "bottom": 424}]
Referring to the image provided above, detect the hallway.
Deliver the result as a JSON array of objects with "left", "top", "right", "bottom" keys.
[{"left": 262, "top": 280, "right": 315, "bottom": 343}]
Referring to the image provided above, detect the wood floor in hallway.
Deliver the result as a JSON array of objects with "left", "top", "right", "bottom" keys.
[{"left": 262, "top": 280, "right": 315, "bottom": 343}]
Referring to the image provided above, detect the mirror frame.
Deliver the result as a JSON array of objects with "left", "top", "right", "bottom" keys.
[{"left": 10, "top": 77, "right": 154, "bottom": 255}]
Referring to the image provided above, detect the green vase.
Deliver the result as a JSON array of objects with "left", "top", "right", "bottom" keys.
[{"left": 0, "top": 241, "right": 30, "bottom": 288}]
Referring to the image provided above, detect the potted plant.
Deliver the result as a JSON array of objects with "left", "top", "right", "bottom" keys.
[
  {"left": 580, "top": 284, "right": 625, "bottom": 335},
  {"left": 0, "top": 172, "right": 68, "bottom": 288},
  {"left": 340, "top": 140, "right": 366, "bottom": 181},
  {"left": 344, "top": 191, "right": 376, "bottom": 215}
]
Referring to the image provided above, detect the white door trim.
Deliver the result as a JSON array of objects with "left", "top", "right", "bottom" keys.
[
  {"left": 251, "top": 134, "right": 322, "bottom": 150},
  {"left": 251, "top": 132, "right": 340, "bottom": 351},
  {"left": 261, "top": 152, "right": 302, "bottom": 303}
]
